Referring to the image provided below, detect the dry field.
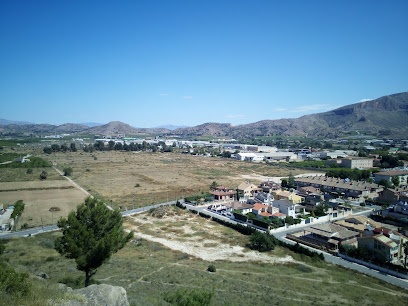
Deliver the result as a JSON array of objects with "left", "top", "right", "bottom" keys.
[
  {"left": 45, "top": 151, "right": 309, "bottom": 209},
  {"left": 126, "top": 206, "right": 296, "bottom": 264},
  {"left": 0, "top": 179, "right": 87, "bottom": 228},
  {"left": 0, "top": 167, "right": 62, "bottom": 182}
]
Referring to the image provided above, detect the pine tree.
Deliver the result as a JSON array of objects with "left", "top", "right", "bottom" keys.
[{"left": 55, "top": 197, "right": 133, "bottom": 287}]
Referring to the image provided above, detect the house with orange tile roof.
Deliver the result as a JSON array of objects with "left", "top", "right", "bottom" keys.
[{"left": 251, "top": 203, "right": 279, "bottom": 219}]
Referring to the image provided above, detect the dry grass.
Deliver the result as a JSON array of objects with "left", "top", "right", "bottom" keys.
[
  {"left": 3, "top": 231, "right": 407, "bottom": 306},
  {"left": 45, "top": 151, "right": 306, "bottom": 209},
  {"left": 0, "top": 167, "right": 63, "bottom": 182},
  {"left": 0, "top": 188, "right": 87, "bottom": 228}
]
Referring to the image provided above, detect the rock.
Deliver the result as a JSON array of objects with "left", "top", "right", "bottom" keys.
[
  {"left": 62, "top": 284, "right": 129, "bottom": 306},
  {"left": 38, "top": 272, "right": 49, "bottom": 279}
]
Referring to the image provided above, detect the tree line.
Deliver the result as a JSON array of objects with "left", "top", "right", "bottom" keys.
[
  {"left": 83, "top": 140, "right": 175, "bottom": 153},
  {"left": 43, "top": 143, "right": 77, "bottom": 154}
]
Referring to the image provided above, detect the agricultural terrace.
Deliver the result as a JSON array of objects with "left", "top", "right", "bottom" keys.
[{"left": 44, "top": 150, "right": 308, "bottom": 210}]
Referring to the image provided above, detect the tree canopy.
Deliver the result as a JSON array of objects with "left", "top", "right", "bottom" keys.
[{"left": 55, "top": 197, "right": 133, "bottom": 287}]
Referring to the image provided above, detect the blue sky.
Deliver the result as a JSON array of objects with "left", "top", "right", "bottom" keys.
[{"left": 1, "top": 0, "right": 407, "bottom": 127}]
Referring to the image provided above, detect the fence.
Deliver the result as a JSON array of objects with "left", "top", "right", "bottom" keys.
[{"left": 339, "top": 253, "right": 408, "bottom": 280}]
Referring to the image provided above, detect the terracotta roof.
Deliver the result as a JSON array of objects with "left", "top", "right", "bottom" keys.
[
  {"left": 259, "top": 211, "right": 272, "bottom": 217},
  {"left": 272, "top": 212, "right": 285, "bottom": 217},
  {"left": 252, "top": 203, "right": 268, "bottom": 211}
]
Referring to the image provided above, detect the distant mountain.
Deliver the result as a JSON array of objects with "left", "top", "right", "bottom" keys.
[
  {"left": 79, "top": 122, "right": 104, "bottom": 127},
  {"left": 173, "top": 123, "right": 234, "bottom": 136},
  {"left": 85, "top": 121, "right": 139, "bottom": 135},
  {"left": 0, "top": 119, "right": 33, "bottom": 125},
  {"left": 0, "top": 123, "right": 88, "bottom": 135},
  {"left": 173, "top": 92, "right": 408, "bottom": 138},
  {"left": 152, "top": 124, "right": 189, "bottom": 130},
  {"left": 1, "top": 91, "right": 407, "bottom": 138}
]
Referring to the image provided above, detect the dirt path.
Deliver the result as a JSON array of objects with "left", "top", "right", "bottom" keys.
[
  {"left": 53, "top": 166, "right": 113, "bottom": 210},
  {"left": 128, "top": 227, "right": 296, "bottom": 264}
]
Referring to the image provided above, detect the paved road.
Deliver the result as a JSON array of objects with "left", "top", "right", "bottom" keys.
[
  {"left": 0, "top": 199, "right": 184, "bottom": 239},
  {"left": 122, "top": 199, "right": 184, "bottom": 216},
  {"left": 0, "top": 225, "right": 59, "bottom": 239}
]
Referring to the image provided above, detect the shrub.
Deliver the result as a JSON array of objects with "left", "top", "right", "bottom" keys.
[
  {"left": 176, "top": 201, "right": 186, "bottom": 209},
  {"left": 207, "top": 264, "right": 216, "bottom": 272},
  {"left": 0, "top": 261, "right": 31, "bottom": 296},
  {"left": 40, "top": 170, "right": 47, "bottom": 180},
  {"left": 63, "top": 167, "right": 73, "bottom": 176},
  {"left": 26, "top": 168, "right": 33, "bottom": 174},
  {"left": 199, "top": 212, "right": 211, "bottom": 218},
  {"left": 250, "top": 231, "right": 277, "bottom": 252},
  {"left": 163, "top": 288, "right": 213, "bottom": 306}
]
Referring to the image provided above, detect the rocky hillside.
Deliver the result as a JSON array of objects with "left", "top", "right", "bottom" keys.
[
  {"left": 0, "top": 123, "right": 88, "bottom": 135},
  {"left": 1, "top": 91, "right": 407, "bottom": 138},
  {"left": 173, "top": 91, "right": 408, "bottom": 138}
]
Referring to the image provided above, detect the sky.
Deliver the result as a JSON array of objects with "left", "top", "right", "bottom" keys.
[{"left": 1, "top": 0, "right": 408, "bottom": 128}]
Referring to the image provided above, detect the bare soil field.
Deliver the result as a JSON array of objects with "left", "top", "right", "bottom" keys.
[
  {"left": 45, "top": 151, "right": 308, "bottom": 209},
  {"left": 0, "top": 188, "right": 87, "bottom": 228},
  {"left": 126, "top": 206, "right": 296, "bottom": 264},
  {"left": 0, "top": 180, "right": 72, "bottom": 191}
]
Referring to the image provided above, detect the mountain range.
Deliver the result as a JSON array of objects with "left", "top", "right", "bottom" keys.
[{"left": 1, "top": 91, "right": 407, "bottom": 138}]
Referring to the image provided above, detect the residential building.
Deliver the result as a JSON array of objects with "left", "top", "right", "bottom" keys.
[
  {"left": 210, "top": 186, "right": 236, "bottom": 201},
  {"left": 272, "top": 190, "right": 304, "bottom": 204},
  {"left": 358, "top": 234, "right": 399, "bottom": 263},
  {"left": 259, "top": 181, "right": 281, "bottom": 193},
  {"left": 251, "top": 203, "right": 279, "bottom": 218},
  {"left": 237, "top": 182, "right": 261, "bottom": 200},
  {"left": 295, "top": 223, "right": 359, "bottom": 251},
  {"left": 374, "top": 170, "right": 408, "bottom": 185},
  {"left": 381, "top": 201, "right": 408, "bottom": 219},
  {"left": 295, "top": 175, "right": 383, "bottom": 200},
  {"left": 224, "top": 201, "right": 253, "bottom": 214},
  {"left": 334, "top": 216, "right": 381, "bottom": 237},
  {"left": 254, "top": 192, "right": 274, "bottom": 205},
  {"left": 377, "top": 187, "right": 408, "bottom": 205},
  {"left": 340, "top": 158, "right": 373, "bottom": 169},
  {"left": 272, "top": 199, "right": 301, "bottom": 218}
]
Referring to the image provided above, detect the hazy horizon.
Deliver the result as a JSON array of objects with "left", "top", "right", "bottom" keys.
[{"left": 1, "top": 1, "right": 407, "bottom": 127}]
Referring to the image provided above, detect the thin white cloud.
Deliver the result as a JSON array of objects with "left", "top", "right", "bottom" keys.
[
  {"left": 273, "top": 104, "right": 339, "bottom": 113},
  {"left": 159, "top": 93, "right": 169, "bottom": 96},
  {"left": 274, "top": 108, "right": 288, "bottom": 112},
  {"left": 224, "top": 114, "right": 247, "bottom": 118},
  {"left": 183, "top": 96, "right": 193, "bottom": 99},
  {"left": 358, "top": 98, "right": 372, "bottom": 102},
  {"left": 289, "top": 104, "right": 333, "bottom": 113}
]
